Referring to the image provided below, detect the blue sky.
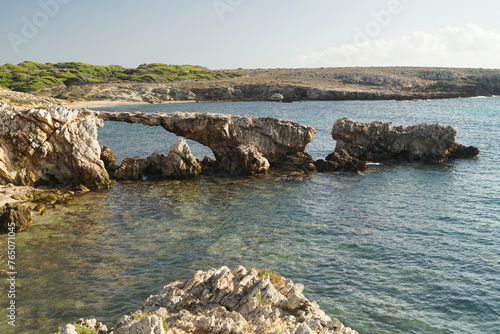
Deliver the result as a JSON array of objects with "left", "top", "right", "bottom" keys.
[{"left": 2, "top": 0, "right": 500, "bottom": 69}]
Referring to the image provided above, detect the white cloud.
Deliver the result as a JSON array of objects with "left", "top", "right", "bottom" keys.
[{"left": 296, "top": 24, "right": 500, "bottom": 68}]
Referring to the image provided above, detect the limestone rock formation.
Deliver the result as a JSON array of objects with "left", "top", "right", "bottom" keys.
[
  {"left": 220, "top": 144, "right": 271, "bottom": 175},
  {"left": 0, "top": 203, "right": 32, "bottom": 233},
  {"left": 114, "top": 139, "right": 202, "bottom": 180},
  {"left": 59, "top": 319, "right": 108, "bottom": 334},
  {"left": 0, "top": 103, "right": 112, "bottom": 189},
  {"left": 315, "top": 150, "right": 367, "bottom": 173},
  {"left": 273, "top": 152, "right": 317, "bottom": 174},
  {"left": 100, "top": 145, "right": 118, "bottom": 176},
  {"left": 96, "top": 111, "right": 316, "bottom": 175},
  {"left": 331, "top": 118, "right": 479, "bottom": 162},
  {"left": 114, "top": 157, "right": 150, "bottom": 180},
  {"left": 138, "top": 266, "right": 357, "bottom": 333},
  {"left": 160, "top": 138, "right": 202, "bottom": 178},
  {"left": 66, "top": 266, "right": 357, "bottom": 334}
]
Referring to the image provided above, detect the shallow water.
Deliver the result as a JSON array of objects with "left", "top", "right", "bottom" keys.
[{"left": 1, "top": 99, "right": 499, "bottom": 333}]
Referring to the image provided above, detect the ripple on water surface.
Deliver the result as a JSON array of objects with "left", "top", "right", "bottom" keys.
[{"left": 1, "top": 99, "right": 499, "bottom": 334}]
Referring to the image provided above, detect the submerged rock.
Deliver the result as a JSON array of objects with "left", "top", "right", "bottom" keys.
[
  {"left": 331, "top": 118, "right": 479, "bottom": 162},
  {"left": 0, "top": 103, "right": 112, "bottom": 189},
  {"left": 0, "top": 203, "right": 32, "bottom": 233}
]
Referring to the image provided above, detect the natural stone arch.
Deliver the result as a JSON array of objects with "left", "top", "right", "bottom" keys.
[{"left": 95, "top": 110, "right": 316, "bottom": 175}]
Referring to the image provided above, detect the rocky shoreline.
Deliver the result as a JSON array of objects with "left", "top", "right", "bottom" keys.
[
  {"left": 33, "top": 67, "right": 500, "bottom": 104},
  {"left": 58, "top": 266, "right": 358, "bottom": 334},
  {"left": 0, "top": 100, "right": 482, "bottom": 333},
  {"left": 0, "top": 103, "right": 480, "bottom": 234}
]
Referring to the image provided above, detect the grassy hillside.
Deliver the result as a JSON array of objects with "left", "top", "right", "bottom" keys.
[{"left": 0, "top": 61, "right": 242, "bottom": 93}]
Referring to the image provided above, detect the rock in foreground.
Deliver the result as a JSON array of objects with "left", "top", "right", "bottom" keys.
[
  {"left": 331, "top": 118, "right": 479, "bottom": 162},
  {"left": 62, "top": 266, "right": 357, "bottom": 334}
]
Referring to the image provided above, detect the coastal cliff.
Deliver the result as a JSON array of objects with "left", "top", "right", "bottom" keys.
[{"left": 59, "top": 266, "right": 358, "bottom": 334}]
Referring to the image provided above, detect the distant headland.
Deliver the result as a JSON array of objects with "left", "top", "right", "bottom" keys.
[{"left": 1, "top": 62, "right": 500, "bottom": 107}]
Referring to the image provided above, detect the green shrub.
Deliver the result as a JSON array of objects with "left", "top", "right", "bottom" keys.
[
  {"left": 255, "top": 268, "right": 285, "bottom": 289},
  {"left": 74, "top": 324, "right": 97, "bottom": 334},
  {"left": 0, "top": 61, "right": 242, "bottom": 93}
]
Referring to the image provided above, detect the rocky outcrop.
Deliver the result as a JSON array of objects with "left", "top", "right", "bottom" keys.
[
  {"left": 0, "top": 103, "right": 113, "bottom": 189},
  {"left": 61, "top": 266, "right": 357, "bottom": 334},
  {"left": 219, "top": 144, "right": 271, "bottom": 175},
  {"left": 100, "top": 145, "right": 118, "bottom": 176},
  {"left": 273, "top": 152, "right": 317, "bottom": 174},
  {"left": 97, "top": 111, "right": 316, "bottom": 175},
  {"left": 331, "top": 118, "right": 479, "bottom": 162},
  {"left": 0, "top": 203, "right": 32, "bottom": 233},
  {"left": 114, "top": 157, "right": 150, "bottom": 180},
  {"left": 0, "top": 87, "right": 59, "bottom": 108},
  {"left": 160, "top": 138, "right": 202, "bottom": 178},
  {"left": 315, "top": 150, "right": 367, "bottom": 173},
  {"left": 114, "top": 139, "right": 202, "bottom": 180}
]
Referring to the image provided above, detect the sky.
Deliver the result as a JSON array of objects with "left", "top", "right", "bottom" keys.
[{"left": 1, "top": 0, "right": 500, "bottom": 69}]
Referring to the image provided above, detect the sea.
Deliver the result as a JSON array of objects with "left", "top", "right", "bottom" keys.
[{"left": 1, "top": 98, "right": 499, "bottom": 334}]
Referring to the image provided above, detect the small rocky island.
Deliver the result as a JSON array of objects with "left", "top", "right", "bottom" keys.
[
  {"left": 330, "top": 118, "right": 480, "bottom": 162},
  {"left": 59, "top": 266, "right": 358, "bottom": 334}
]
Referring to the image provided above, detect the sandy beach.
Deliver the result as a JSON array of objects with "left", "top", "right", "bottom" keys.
[{"left": 68, "top": 99, "right": 199, "bottom": 109}]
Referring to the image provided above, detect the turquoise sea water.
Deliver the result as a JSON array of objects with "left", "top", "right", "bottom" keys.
[{"left": 1, "top": 98, "right": 499, "bottom": 333}]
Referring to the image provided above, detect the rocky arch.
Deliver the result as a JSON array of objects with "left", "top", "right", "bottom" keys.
[{"left": 95, "top": 110, "right": 317, "bottom": 175}]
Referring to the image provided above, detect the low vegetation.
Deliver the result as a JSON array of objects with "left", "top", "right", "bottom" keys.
[
  {"left": 0, "top": 61, "right": 242, "bottom": 93},
  {"left": 255, "top": 268, "right": 285, "bottom": 289},
  {"left": 55, "top": 324, "right": 96, "bottom": 334},
  {"left": 131, "top": 311, "right": 169, "bottom": 331}
]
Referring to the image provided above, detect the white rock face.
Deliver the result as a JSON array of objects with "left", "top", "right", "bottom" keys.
[
  {"left": 61, "top": 266, "right": 358, "bottom": 334},
  {"left": 114, "top": 314, "right": 165, "bottom": 334},
  {"left": 59, "top": 324, "right": 78, "bottom": 334},
  {"left": 161, "top": 138, "right": 202, "bottom": 178},
  {"left": 135, "top": 266, "right": 358, "bottom": 334},
  {"left": 0, "top": 103, "right": 112, "bottom": 188}
]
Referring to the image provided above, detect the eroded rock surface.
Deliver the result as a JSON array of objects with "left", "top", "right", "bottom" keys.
[
  {"left": 315, "top": 150, "right": 367, "bottom": 173},
  {"left": 0, "top": 103, "right": 112, "bottom": 189},
  {"left": 114, "top": 139, "right": 202, "bottom": 180},
  {"left": 101, "top": 145, "right": 118, "bottom": 176},
  {"left": 97, "top": 111, "right": 316, "bottom": 175},
  {"left": 66, "top": 266, "right": 357, "bottom": 334},
  {"left": 135, "top": 266, "right": 357, "bottom": 334},
  {"left": 0, "top": 203, "right": 32, "bottom": 233},
  {"left": 331, "top": 118, "right": 479, "bottom": 162}
]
